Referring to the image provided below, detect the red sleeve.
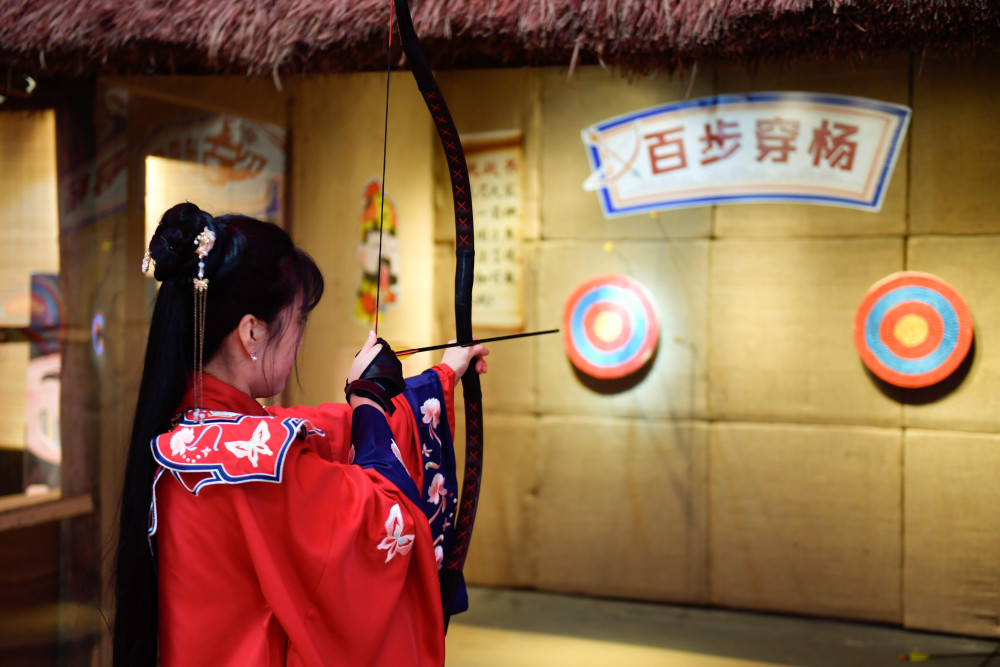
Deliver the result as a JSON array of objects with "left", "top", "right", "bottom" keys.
[
  {"left": 155, "top": 442, "right": 445, "bottom": 665},
  {"left": 268, "top": 402, "right": 353, "bottom": 462},
  {"left": 270, "top": 364, "right": 457, "bottom": 491},
  {"left": 236, "top": 450, "right": 445, "bottom": 665}
]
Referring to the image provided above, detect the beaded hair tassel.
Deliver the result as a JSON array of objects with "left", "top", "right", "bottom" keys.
[{"left": 192, "top": 227, "right": 216, "bottom": 423}]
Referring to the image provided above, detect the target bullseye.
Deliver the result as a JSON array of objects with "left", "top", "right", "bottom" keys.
[
  {"left": 878, "top": 301, "right": 942, "bottom": 360},
  {"left": 593, "top": 310, "right": 623, "bottom": 342},
  {"left": 854, "top": 272, "right": 972, "bottom": 388},
  {"left": 892, "top": 314, "right": 927, "bottom": 347},
  {"left": 564, "top": 274, "right": 659, "bottom": 379},
  {"left": 583, "top": 301, "right": 631, "bottom": 352}
]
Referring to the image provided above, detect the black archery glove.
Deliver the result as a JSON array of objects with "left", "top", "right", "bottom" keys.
[{"left": 345, "top": 337, "right": 405, "bottom": 415}]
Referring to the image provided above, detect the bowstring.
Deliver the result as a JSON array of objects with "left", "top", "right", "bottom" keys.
[{"left": 375, "top": 0, "right": 395, "bottom": 336}]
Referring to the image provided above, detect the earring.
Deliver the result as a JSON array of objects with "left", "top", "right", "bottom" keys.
[{"left": 250, "top": 351, "right": 258, "bottom": 362}]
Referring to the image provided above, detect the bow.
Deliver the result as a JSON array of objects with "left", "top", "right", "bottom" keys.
[{"left": 390, "top": 0, "right": 482, "bottom": 629}]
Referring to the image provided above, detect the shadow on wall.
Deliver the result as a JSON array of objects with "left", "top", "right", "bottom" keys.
[
  {"left": 865, "top": 337, "right": 976, "bottom": 405},
  {"left": 570, "top": 344, "right": 659, "bottom": 395}
]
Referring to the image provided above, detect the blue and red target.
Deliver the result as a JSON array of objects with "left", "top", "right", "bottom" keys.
[
  {"left": 854, "top": 272, "right": 973, "bottom": 388},
  {"left": 563, "top": 274, "right": 659, "bottom": 379}
]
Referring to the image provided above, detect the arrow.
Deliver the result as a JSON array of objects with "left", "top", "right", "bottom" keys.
[{"left": 396, "top": 329, "right": 560, "bottom": 357}]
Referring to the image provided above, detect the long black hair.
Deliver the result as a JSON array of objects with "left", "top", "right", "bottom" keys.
[{"left": 113, "top": 203, "right": 324, "bottom": 666}]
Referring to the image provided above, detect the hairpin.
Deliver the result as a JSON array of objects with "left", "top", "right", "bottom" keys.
[{"left": 192, "top": 226, "right": 216, "bottom": 422}]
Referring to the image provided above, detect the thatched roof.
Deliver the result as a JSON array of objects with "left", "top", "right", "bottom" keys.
[{"left": 0, "top": 0, "right": 997, "bottom": 80}]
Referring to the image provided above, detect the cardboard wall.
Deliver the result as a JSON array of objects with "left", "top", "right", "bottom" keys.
[
  {"left": 280, "top": 54, "right": 1000, "bottom": 637},
  {"left": 904, "top": 429, "right": 1000, "bottom": 635},
  {"left": 710, "top": 422, "right": 902, "bottom": 622}
]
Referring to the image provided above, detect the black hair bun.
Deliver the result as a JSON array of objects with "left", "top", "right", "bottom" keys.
[{"left": 149, "top": 203, "right": 221, "bottom": 283}]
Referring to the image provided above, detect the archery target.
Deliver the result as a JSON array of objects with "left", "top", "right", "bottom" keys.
[
  {"left": 563, "top": 274, "right": 659, "bottom": 379},
  {"left": 854, "top": 271, "right": 973, "bottom": 388},
  {"left": 91, "top": 312, "right": 105, "bottom": 357}
]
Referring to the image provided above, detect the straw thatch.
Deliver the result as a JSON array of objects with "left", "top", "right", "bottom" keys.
[{"left": 0, "top": 0, "right": 997, "bottom": 80}]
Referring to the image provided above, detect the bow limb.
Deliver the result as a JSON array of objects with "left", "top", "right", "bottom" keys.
[{"left": 391, "top": 0, "right": 482, "bottom": 630}]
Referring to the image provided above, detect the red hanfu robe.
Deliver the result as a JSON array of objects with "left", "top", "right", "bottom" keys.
[{"left": 150, "top": 368, "right": 456, "bottom": 666}]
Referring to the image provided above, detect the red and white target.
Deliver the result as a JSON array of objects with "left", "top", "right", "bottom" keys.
[
  {"left": 563, "top": 274, "right": 659, "bottom": 379},
  {"left": 854, "top": 271, "right": 973, "bottom": 388}
]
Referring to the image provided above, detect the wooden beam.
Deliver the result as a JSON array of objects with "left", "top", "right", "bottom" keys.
[{"left": 0, "top": 492, "right": 93, "bottom": 532}]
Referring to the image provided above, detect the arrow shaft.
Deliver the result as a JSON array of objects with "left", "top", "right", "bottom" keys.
[{"left": 396, "top": 329, "right": 559, "bottom": 356}]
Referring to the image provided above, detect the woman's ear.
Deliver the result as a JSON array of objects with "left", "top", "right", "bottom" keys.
[{"left": 237, "top": 314, "right": 266, "bottom": 359}]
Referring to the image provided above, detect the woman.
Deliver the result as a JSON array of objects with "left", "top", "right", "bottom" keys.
[{"left": 114, "top": 203, "right": 487, "bottom": 666}]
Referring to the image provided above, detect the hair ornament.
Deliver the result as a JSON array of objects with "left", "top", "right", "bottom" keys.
[
  {"left": 192, "top": 225, "right": 216, "bottom": 421},
  {"left": 141, "top": 249, "right": 152, "bottom": 274},
  {"left": 193, "top": 227, "right": 216, "bottom": 291}
]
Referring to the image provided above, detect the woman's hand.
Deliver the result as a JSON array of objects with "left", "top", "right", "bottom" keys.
[
  {"left": 346, "top": 332, "right": 405, "bottom": 414},
  {"left": 347, "top": 331, "right": 384, "bottom": 412},
  {"left": 441, "top": 340, "right": 490, "bottom": 378},
  {"left": 348, "top": 331, "right": 382, "bottom": 384}
]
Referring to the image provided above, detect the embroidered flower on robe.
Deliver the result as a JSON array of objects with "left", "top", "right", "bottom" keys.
[
  {"left": 377, "top": 504, "right": 415, "bottom": 563},
  {"left": 420, "top": 398, "right": 441, "bottom": 429},
  {"left": 427, "top": 473, "right": 446, "bottom": 505},
  {"left": 170, "top": 428, "right": 195, "bottom": 457},
  {"left": 420, "top": 398, "right": 442, "bottom": 445},
  {"left": 390, "top": 439, "right": 408, "bottom": 473},
  {"left": 434, "top": 545, "right": 444, "bottom": 570},
  {"left": 224, "top": 421, "right": 274, "bottom": 468}
]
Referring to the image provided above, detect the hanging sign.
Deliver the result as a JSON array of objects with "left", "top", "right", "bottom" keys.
[
  {"left": 466, "top": 131, "right": 526, "bottom": 329},
  {"left": 143, "top": 113, "right": 286, "bottom": 225},
  {"left": 854, "top": 272, "right": 973, "bottom": 388},
  {"left": 582, "top": 92, "right": 910, "bottom": 217},
  {"left": 563, "top": 274, "right": 659, "bottom": 379}
]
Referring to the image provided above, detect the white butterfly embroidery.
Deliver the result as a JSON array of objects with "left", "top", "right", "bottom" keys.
[
  {"left": 377, "top": 504, "right": 415, "bottom": 563},
  {"left": 224, "top": 421, "right": 274, "bottom": 468}
]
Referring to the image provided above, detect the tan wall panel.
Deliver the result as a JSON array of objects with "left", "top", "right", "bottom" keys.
[
  {"left": 536, "top": 240, "right": 709, "bottom": 420},
  {"left": 904, "top": 236, "right": 1000, "bottom": 432},
  {"left": 910, "top": 55, "right": 1000, "bottom": 235},
  {"left": 710, "top": 422, "right": 902, "bottom": 622},
  {"left": 709, "top": 237, "right": 904, "bottom": 425},
  {"left": 904, "top": 429, "right": 1000, "bottom": 635},
  {"left": 288, "top": 74, "right": 436, "bottom": 406},
  {"left": 540, "top": 66, "right": 712, "bottom": 240},
  {"left": 715, "top": 58, "right": 910, "bottom": 238},
  {"left": 0, "top": 343, "right": 28, "bottom": 450},
  {"left": 534, "top": 417, "right": 708, "bottom": 603},
  {"left": 462, "top": 415, "right": 539, "bottom": 588}
]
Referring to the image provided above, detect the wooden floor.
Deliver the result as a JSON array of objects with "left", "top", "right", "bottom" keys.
[{"left": 447, "top": 588, "right": 999, "bottom": 667}]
